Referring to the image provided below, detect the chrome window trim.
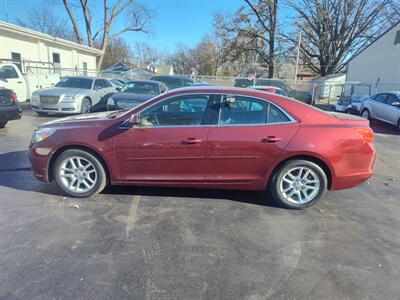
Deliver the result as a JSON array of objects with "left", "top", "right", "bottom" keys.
[{"left": 127, "top": 92, "right": 298, "bottom": 129}]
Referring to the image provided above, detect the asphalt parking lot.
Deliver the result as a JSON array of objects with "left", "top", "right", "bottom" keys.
[{"left": 1, "top": 108, "right": 400, "bottom": 299}]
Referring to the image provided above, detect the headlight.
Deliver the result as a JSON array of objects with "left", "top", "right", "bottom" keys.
[
  {"left": 107, "top": 97, "right": 115, "bottom": 106},
  {"left": 31, "top": 93, "right": 39, "bottom": 104},
  {"left": 62, "top": 94, "right": 78, "bottom": 102},
  {"left": 31, "top": 128, "right": 56, "bottom": 144}
]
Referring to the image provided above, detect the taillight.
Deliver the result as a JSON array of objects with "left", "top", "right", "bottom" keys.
[
  {"left": 10, "top": 91, "right": 17, "bottom": 101},
  {"left": 357, "top": 128, "right": 374, "bottom": 143}
]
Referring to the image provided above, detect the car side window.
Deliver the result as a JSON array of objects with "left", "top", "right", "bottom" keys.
[
  {"left": 141, "top": 95, "right": 210, "bottom": 127},
  {"left": 384, "top": 94, "right": 399, "bottom": 105},
  {"left": 94, "top": 79, "right": 105, "bottom": 89},
  {"left": 219, "top": 96, "right": 267, "bottom": 125},
  {"left": 103, "top": 80, "right": 112, "bottom": 88},
  {"left": 374, "top": 94, "right": 387, "bottom": 103},
  {"left": 267, "top": 104, "right": 290, "bottom": 124}
]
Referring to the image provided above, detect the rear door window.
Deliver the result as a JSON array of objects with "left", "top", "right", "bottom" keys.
[{"left": 219, "top": 96, "right": 267, "bottom": 125}]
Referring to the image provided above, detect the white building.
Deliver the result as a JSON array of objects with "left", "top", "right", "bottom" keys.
[
  {"left": 0, "top": 21, "right": 103, "bottom": 75},
  {"left": 346, "top": 21, "right": 400, "bottom": 92}
]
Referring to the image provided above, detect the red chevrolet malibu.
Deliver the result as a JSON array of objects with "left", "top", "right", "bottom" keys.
[{"left": 29, "top": 86, "right": 376, "bottom": 209}]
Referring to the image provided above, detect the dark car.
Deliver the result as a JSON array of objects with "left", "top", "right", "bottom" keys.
[
  {"left": 29, "top": 86, "right": 375, "bottom": 209},
  {"left": 151, "top": 75, "right": 199, "bottom": 90},
  {"left": 234, "top": 78, "right": 312, "bottom": 104},
  {"left": 0, "top": 88, "right": 22, "bottom": 128},
  {"left": 107, "top": 80, "right": 167, "bottom": 110}
]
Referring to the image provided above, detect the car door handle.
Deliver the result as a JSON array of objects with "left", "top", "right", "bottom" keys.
[
  {"left": 262, "top": 136, "right": 282, "bottom": 143},
  {"left": 17, "top": 81, "right": 23, "bottom": 84},
  {"left": 181, "top": 138, "right": 202, "bottom": 144}
]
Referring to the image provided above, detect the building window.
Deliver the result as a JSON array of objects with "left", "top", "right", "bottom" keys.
[
  {"left": 395, "top": 30, "right": 400, "bottom": 45},
  {"left": 11, "top": 52, "right": 22, "bottom": 72},
  {"left": 52, "top": 53, "right": 60, "bottom": 63}
]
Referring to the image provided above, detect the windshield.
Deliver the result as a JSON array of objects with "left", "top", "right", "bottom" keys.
[
  {"left": 55, "top": 77, "right": 93, "bottom": 89},
  {"left": 121, "top": 82, "right": 159, "bottom": 95},
  {"left": 0, "top": 65, "right": 19, "bottom": 79},
  {"left": 110, "top": 79, "right": 123, "bottom": 87}
]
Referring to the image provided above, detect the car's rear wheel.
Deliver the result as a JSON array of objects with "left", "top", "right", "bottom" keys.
[
  {"left": 0, "top": 120, "right": 8, "bottom": 128},
  {"left": 54, "top": 149, "right": 107, "bottom": 198},
  {"left": 269, "top": 159, "right": 328, "bottom": 209},
  {"left": 81, "top": 98, "right": 92, "bottom": 114},
  {"left": 361, "top": 109, "right": 370, "bottom": 120}
]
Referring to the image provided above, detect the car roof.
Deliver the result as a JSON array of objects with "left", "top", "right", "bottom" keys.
[
  {"left": 127, "top": 80, "right": 162, "bottom": 85},
  {"left": 151, "top": 75, "right": 192, "bottom": 79},
  {"left": 251, "top": 85, "right": 284, "bottom": 90},
  {"left": 63, "top": 76, "right": 110, "bottom": 80}
]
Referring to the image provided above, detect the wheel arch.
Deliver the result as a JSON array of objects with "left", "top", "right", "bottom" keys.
[
  {"left": 267, "top": 154, "right": 333, "bottom": 190},
  {"left": 48, "top": 144, "right": 110, "bottom": 182}
]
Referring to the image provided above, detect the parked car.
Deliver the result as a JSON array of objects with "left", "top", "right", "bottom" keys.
[
  {"left": 107, "top": 80, "right": 167, "bottom": 110},
  {"left": 30, "top": 76, "right": 117, "bottom": 115},
  {"left": 250, "top": 85, "right": 287, "bottom": 96},
  {"left": 0, "top": 63, "right": 60, "bottom": 102},
  {"left": 151, "top": 75, "right": 200, "bottom": 90},
  {"left": 29, "top": 86, "right": 375, "bottom": 209},
  {"left": 334, "top": 93, "right": 370, "bottom": 113},
  {"left": 0, "top": 88, "right": 22, "bottom": 128},
  {"left": 361, "top": 92, "right": 400, "bottom": 130},
  {"left": 234, "top": 78, "right": 312, "bottom": 104}
]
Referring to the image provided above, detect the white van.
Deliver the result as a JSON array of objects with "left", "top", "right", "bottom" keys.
[{"left": 0, "top": 63, "right": 60, "bottom": 102}]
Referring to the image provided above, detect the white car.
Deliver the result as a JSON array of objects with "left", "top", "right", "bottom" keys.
[
  {"left": 334, "top": 94, "right": 370, "bottom": 113},
  {"left": 31, "top": 76, "right": 116, "bottom": 115},
  {"left": 361, "top": 91, "right": 400, "bottom": 130}
]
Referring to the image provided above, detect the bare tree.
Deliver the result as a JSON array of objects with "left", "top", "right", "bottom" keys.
[
  {"left": 62, "top": 0, "right": 152, "bottom": 68},
  {"left": 285, "top": 0, "right": 393, "bottom": 76},
  {"left": 214, "top": 0, "right": 279, "bottom": 78},
  {"left": 101, "top": 38, "right": 134, "bottom": 68},
  {"left": 164, "top": 45, "right": 192, "bottom": 75},
  {"left": 17, "top": 7, "right": 76, "bottom": 41},
  {"left": 133, "top": 42, "right": 160, "bottom": 67}
]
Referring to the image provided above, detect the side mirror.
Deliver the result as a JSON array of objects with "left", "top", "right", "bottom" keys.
[
  {"left": 94, "top": 85, "right": 102, "bottom": 91},
  {"left": 116, "top": 87, "right": 121, "bottom": 92},
  {"left": 129, "top": 114, "right": 141, "bottom": 125},
  {"left": 391, "top": 101, "right": 400, "bottom": 107}
]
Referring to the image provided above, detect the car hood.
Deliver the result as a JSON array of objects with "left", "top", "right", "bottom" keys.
[
  {"left": 40, "top": 111, "right": 115, "bottom": 128},
  {"left": 37, "top": 87, "right": 88, "bottom": 96},
  {"left": 112, "top": 92, "right": 155, "bottom": 102}
]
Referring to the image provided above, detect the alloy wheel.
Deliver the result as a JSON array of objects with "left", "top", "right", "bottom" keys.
[
  {"left": 279, "top": 166, "right": 321, "bottom": 204},
  {"left": 58, "top": 156, "right": 97, "bottom": 194}
]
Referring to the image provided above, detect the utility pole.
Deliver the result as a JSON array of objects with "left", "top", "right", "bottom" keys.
[
  {"left": 294, "top": 31, "right": 302, "bottom": 86},
  {"left": 4, "top": 0, "right": 9, "bottom": 21}
]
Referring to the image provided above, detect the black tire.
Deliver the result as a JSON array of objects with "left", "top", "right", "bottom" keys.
[
  {"left": 361, "top": 109, "right": 370, "bottom": 120},
  {"left": 0, "top": 120, "right": 8, "bottom": 128},
  {"left": 397, "top": 119, "right": 400, "bottom": 132},
  {"left": 36, "top": 111, "right": 48, "bottom": 116},
  {"left": 81, "top": 98, "right": 92, "bottom": 114},
  {"left": 268, "top": 159, "right": 328, "bottom": 209},
  {"left": 53, "top": 149, "right": 107, "bottom": 198}
]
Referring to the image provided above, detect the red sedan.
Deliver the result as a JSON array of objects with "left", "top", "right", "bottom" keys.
[{"left": 29, "top": 86, "right": 375, "bottom": 209}]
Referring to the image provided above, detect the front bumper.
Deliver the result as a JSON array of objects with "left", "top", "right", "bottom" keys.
[
  {"left": 29, "top": 143, "right": 53, "bottom": 183},
  {"left": 0, "top": 105, "right": 22, "bottom": 121},
  {"left": 31, "top": 101, "right": 81, "bottom": 114}
]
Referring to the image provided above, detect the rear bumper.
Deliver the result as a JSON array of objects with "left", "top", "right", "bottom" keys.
[
  {"left": 0, "top": 105, "right": 22, "bottom": 121},
  {"left": 331, "top": 143, "right": 376, "bottom": 190}
]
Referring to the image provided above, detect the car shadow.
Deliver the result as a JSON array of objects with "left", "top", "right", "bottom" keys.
[
  {"left": 0, "top": 150, "right": 279, "bottom": 208},
  {"left": 369, "top": 120, "right": 400, "bottom": 136}
]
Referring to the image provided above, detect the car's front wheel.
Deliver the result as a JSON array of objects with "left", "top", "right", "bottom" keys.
[
  {"left": 361, "top": 109, "right": 370, "bottom": 120},
  {"left": 54, "top": 149, "right": 107, "bottom": 197},
  {"left": 0, "top": 120, "right": 8, "bottom": 128},
  {"left": 269, "top": 159, "right": 328, "bottom": 209},
  {"left": 81, "top": 98, "right": 92, "bottom": 114}
]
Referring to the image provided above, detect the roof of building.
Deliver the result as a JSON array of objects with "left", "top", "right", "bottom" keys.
[
  {"left": 0, "top": 21, "right": 103, "bottom": 56},
  {"left": 347, "top": 20, "right": 400, "bottom": 64}
]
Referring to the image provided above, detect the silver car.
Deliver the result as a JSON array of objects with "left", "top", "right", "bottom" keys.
[
  {"left": 31, "top": 76, "right": 116, "bottom": 115},
  {"left": 361, "top": 91, "right": 400, "bottom": 130}
]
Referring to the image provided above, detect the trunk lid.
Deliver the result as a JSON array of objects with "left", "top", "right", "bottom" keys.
[
  {"left": 0, "top": 89, "right": 12, "bottom": 107},
  {"left": 328, "top": 111, "right": 369, "bottom": 127}
]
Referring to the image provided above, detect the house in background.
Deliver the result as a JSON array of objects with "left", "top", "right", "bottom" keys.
[
  {"left": 346, "top": 21, "right": 400, "bottom": 92},
  {"left": 0, "top": 21, "right": 103, "bottom": 76},
  {"left": 314, "top": 73, "right": 346, "bottom": 99}
]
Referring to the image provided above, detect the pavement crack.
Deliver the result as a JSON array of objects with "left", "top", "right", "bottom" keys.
[{"left": 125, "top": 195, "right": 141, "bottom": 240}]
